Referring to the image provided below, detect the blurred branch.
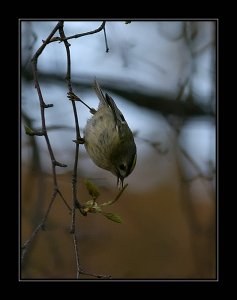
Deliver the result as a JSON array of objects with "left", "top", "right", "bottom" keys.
[
  {"left": 22, "top": 69, "right": 214, "bottom": 119},
  {"left": 21, "top": 190, "right": 58, "bottom": 264},
  {"left": 173, "top": 134, "right": 215, "bottom": 238},
  {"left": 175, "top": 144, "right": 216, "bottom": 276},
  {"left": 22, "top": 22, "right": 38, "bottom": 70},
  {"left": 135, "top": 134, "right": 168, "bottom": 154},
  {"left": 22, "top": 111, "right": 47, "bottom": 231},
  {"left": 180, "top": 147, "right": 214, "bottom": 183},
  {"left": 176, "top": 145, "right": 215, "bottom": 235}
]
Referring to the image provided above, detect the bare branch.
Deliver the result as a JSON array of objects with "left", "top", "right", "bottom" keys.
[
  {"left": 79, "top": 269, "right": 111, "bottom": 279},
  {"left": 58, "top": 22, "right": 114, "bottom": 279},
  {"left": 58, "top": 22, "right": 86, "bottom": 218},
  {"left": 60, "top": 21, "right": 106, "bottom": 42},
  {"left": 21, "top": 21, "right": 70, "bottom": 267},
  {"left": 57, "top": 189, "right": 72, "bottom": 211},
  {"left": 22, "top": 20, "right": 120, "bottom": 279},
  {"left": 72, "top": 233, "right": 81, "bottom": 279},
  {"left": 58, "top": 21, "right": 87, "bottom": 279},
  {"left": 103, "top": 25, "right": 109, "bottom": 52}
]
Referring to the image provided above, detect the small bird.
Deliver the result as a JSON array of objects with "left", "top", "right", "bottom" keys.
[{"left": 84, "top": 79, "right": 137, "bottom": 188}]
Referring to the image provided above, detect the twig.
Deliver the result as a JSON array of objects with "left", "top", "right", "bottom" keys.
[
  {"left": 58, "top": 22, "right": 85, "bottom": 217},
  {"left": 73, "top": 232, "right": 81, "bottom": 279},
  {"left": 60, "top": 21, "right": 106, "bottom": 42},
  {"left": 57, "top": 189, "right": 72, "bottom": 211},
  {"left": 45, "top": 21, "right": 109, "bottom": 55},
  {"left": 101, "top": 184, "right": 128, "bottom": 206},
  {"left": 58, "top": 21, "right": 112, "bottom": 279},
  {"left": 58, "top": 21, "right": 85, "bottom": 279},
  {"left": 103, "top": 25, "right": 109, "bottom": 52},
  {"left": 31, "top": 22, "right": 67, "bottom": 170},
  {"left": 80, "top": 269, "right": 111, "bottom": 279}
]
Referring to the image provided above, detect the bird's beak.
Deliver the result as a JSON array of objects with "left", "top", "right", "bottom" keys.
[{"left": 117, "top": 176, "right": 124, "bottom": 190}]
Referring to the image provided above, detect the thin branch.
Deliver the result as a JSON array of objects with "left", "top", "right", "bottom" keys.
[
  {"left": 31, "top": 21, "right": 67, "bottom": 170},
  {"left": 103, "top": 25, "right": 109, "bottom": 53},
  {"left": 58, "top": 22, "right": 85, "bottom": 219},
  {"left": 43, "top": 21, "right": 107, "bottom": 45},
  {"left": 79, "top": 269, "right": 111, "bottom": 279},
  {"left": 73, "top": 233, "right": 81, "bottom": 279},
  {"left": 57, "top": 189, "right": 72, "bottom": 211},
  {"left": 22, "top": 20, "right": 114, "bottom": 279},
  {"left": 58, "top": 21, "right": 85, "bottom": 279},
  {"left": 58, "top": 21, "right": 112, "bottom": 280},
  {"left": 101, "top": 184, "right": 128, "bottom": 206},
  {"left": 21, "top": 21, "right": 69, "bottom": 267},
  {"left": 176, "top": 76, "right": 190, "bottom": 102},
  {"left": 60, "top": 21, "right": 106, "bottom": 42}
]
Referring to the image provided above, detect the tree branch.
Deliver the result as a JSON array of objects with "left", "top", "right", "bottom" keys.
[
  {"left": 58, "top": 21, "right": 111, "bottom": 280},
  {"left": 60, "top": 21, "right": 106, "bottom": 42},
  {"left": 21, "top": 21, "right": 70, "bottom": 267}
]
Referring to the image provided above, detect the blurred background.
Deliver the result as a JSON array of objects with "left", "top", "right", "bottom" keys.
[{"left": 21, "top": 20, "right": 216, "bottom": 279}]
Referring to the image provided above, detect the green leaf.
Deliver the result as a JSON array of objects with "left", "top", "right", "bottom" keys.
[
  {"left": 24, "top": 125, "right": 34, "bottom": 135},
  {"left": 101, "top": 212, "right": 122, "bottom": 223},
  {"left": 84, "top": 179, "right": 100, "bottom": 200}
]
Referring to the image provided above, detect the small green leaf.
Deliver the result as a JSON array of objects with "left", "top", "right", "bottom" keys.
[
  {"left": 84, "top": 179, "right": 100, "bottom": 200},
  {"left": 101, "top": 212, "right": 122, "bottom": 223},
  {"left": 24, "top": 125, "right": 34, "bottom": 135}
]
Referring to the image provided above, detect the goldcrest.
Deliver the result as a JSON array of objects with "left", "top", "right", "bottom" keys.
[{"left": 84, "top": 79, "right": 137, "bottom": 188}]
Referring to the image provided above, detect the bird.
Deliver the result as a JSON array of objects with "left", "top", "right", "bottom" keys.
[{"left": 84, "top": 79, "right": 137, "bottom": 188}]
